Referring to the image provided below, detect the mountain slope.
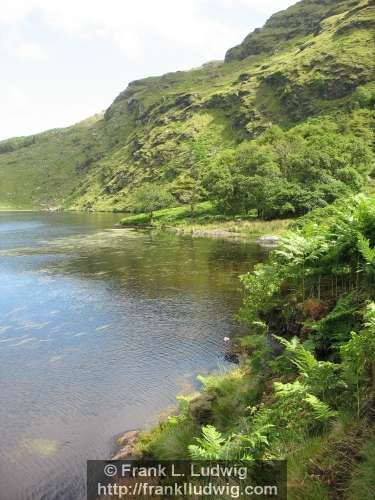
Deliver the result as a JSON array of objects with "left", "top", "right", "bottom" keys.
[{"left": 0, "top": 0, "right": 374, "bottom": 211}]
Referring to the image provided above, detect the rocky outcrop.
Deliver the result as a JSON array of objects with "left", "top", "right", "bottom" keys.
[{"left": 225, "top": 0, "right": 361, "bottom": 62}]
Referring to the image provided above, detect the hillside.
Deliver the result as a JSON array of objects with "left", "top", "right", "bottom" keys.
[{"left": 0, "top": 0, "right": 374, "bottom": 211}]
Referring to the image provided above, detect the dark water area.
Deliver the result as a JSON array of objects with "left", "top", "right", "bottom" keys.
[{"left": 0, "top": 212, "right": 265, "bottom": 499}]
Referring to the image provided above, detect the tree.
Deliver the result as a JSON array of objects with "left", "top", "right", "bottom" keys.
[
  {"left": 204, "top": 121, "right": 374, "bottom": 219},
  {"left": 168, "top": 136, "right": 210, "bottom": 214},
  {"left": 131, "top": 183, "right": 174, "bottom": 221},
  {"left": 170, "top": 173, "right": 206, "bottom": 215}
]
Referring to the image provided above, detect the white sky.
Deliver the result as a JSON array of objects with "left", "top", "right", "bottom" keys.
[{"left": 0, "top": 0, "right": 295, "bottom": 140}]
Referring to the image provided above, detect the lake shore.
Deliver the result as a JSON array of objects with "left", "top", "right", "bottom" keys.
[
  {"left": 119, "top": 203, "right": 292, "bottom": 242},
  {"left": 164, "top": 219, "right": 289, "bottom": 242},
  {"left": 0, "top": 205, "right": 291, "bottom": 242}
]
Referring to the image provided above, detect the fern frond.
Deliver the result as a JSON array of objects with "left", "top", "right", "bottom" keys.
[
  {"left": 304, "top": 394, "right": 337, "bottom": 422},
  {"left": 358, "top": 234, "right": 375, "bottom": 265}
]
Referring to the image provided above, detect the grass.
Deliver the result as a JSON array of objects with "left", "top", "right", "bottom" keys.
[
  {"left": 137, "top": 367, "right": 260, "bottom": 460},
  {"left": 119, "top": 202, "right": 218, "bottom": 226},
  {"left": 175, "top": 218, "right": 292, "bottom": 239},
  {"left": 120, "top": 202, "right": 292, "bottom": 239},
  {"left": 0, "top": 207, "right": 35, "bottom": 211},
  {"left": 346, "top": 437, "right": 375, "bottom": 500},
  {"left": 287, "top": 436, "right": 332, "bottom": 500},
  {"left": 137, "top": 418, "right": 199, "bottom": 461}
]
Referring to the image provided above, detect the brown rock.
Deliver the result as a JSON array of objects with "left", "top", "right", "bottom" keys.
[
  {"left": 117, "top": 430, "right": 139, "bottom": 447},
  {"left": 111, "top": 430, "right": 140, "bottom": 460}
]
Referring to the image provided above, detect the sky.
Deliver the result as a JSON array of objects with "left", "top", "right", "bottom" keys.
[{"left": 0, "top": 0, "right": 296, "bottom": 141}]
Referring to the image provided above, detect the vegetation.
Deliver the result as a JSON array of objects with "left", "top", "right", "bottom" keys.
[
  {"left": 119, "top": 202, "right": 217, "bottom": 227},
  {"left": 1, "top": 0, "right": 375, "bottom": 495},
  {"left": 204, "top": 120, "right": 375, "bottom": 218},
  {"left": 137, "top": 195, "right": 375, "bottom": 498},
  {"left": 120, "top": 201, "right": 293, "bottom": 241},
  {"left": 169, "top": 218, "right": 292, "bottom": 240},
  {"left": 0, "top": 0, "right": 374, "bottom": 213},
  {"left": 129, "top": 184, "right": 174, "bottom": 221}
]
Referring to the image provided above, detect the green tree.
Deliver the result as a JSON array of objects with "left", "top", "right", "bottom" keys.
[
  {"left": 205, "top": 122, "right": 374, "bottom": 219},
  {"left": 131, "top": 183, "right": 174, "bottom": 221},
  {"left": 170, "top": 173, "right": 206, "bottom": 215},
  {"left": 169, "top": 136, "right": 210, "bottom": 214}
]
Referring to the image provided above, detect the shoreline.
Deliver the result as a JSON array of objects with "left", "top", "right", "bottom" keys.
[
  {"left": 0, "top": 206, "right": 290, "bottom": 244},
  {"left": 122, "top": 216, "right": 291, "bottom": 243},
  {"left": 1, "top": 207, "right": 280, "bottom": 463},
  {"left": 166, "top": 225, "right": 282, "bottom": 245}
]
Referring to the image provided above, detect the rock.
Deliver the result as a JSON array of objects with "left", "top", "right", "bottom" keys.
[
  {"left": 256, "top": 235, "right": 280, "bottom": 248},
  {"left": 111, "top": 430, "right": 140, "bottom": 460},
  {"left": 43, "top": 206, "right": 64, "bottom": 212},
  {"left": 237, "top": 73, "right": 251, "bottom": 82},
  {"left": 117, "top": 430, "right": 139, "bottom": 447},
  {"left": 174, "top": 93, "right": 198, "bottom": 108},
  {"left": 112, "top": 446, "right": 135, "bottom": 460},
  {"left": 192, "top": 229, "right": 241, "bottom": 239},
  {"left": 224, "top": 352, "right": 240, "bottom": 364},
  {"left": 190, "top": 394, "right": 216, "bottom": 426}
]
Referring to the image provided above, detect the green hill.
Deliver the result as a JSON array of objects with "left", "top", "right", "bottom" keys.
[{"left": 0, "top": 0, "right": 374, "bottom": 211}]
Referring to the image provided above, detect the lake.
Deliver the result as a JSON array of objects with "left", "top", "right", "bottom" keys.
[{"left": 0, "top": 212, "right": 264, "bottom": 499}]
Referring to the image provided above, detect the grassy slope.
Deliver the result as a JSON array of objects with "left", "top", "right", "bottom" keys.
[
  {"left": 0, "top": 0, "right": 374, "bottom": 210},
  {"left": 0, "top": 114, "right": 107, "bottom": 209}
]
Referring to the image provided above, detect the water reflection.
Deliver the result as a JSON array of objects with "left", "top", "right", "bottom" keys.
[{"left": 0, "top": 212, "right": 264, "bottom": 500}]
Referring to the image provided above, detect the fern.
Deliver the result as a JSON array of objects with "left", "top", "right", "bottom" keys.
[
  {"left": 358, "top": 234, "right": 375, "bottom": 265},
  {"left": 364, "top": 302, "right": 375, "bottom": 330},
  {"left": 238, "top": 425, "right": 273, "bottom": 450},
  {"left": 188, "top": 425, "right": 228, "bottom": 460},
  {"left": 274, "top": 335, "right": 345, "bottom": 402},
  {"left": 274, "top": 380, "right": 336, "bottom": 433},
  {"left": 275, "top": 335, "right": 317, "bottom": 374},
  {"left": 274, "top": 379, "right": 307, "bottom": 398},
  {"left": 304, "top": 394, "right": 337, "bottom": 422}
]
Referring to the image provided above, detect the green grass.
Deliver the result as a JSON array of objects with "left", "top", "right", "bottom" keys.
[
  {"left": 120, "top": 202, "right": 292, "bottom": 239},
  {"left": 137, "top": 417, "right": 199, "bottom": 460},
  {"left": 346, "top": 438, "right": 375, "bottom": 500},
  {"left": 137, "top": 367, "right": 261, "bottom": 459},
  {"left": 120, "top": 202, "right": 218, "bottom": 226},
  {"left": 287, "top": 436, "right": 331, "bottom": 500}
]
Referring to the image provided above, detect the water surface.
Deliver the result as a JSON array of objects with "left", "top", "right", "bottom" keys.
[{"left": 0, "top": 212, "right": 264, "bottom": 499}]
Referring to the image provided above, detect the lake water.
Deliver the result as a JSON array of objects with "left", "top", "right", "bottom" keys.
[{"left": 0, "top": 212, "right": 264, "bottom": 499}]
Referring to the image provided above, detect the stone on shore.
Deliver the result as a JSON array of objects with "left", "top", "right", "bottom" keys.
[
  {"left": 112, "top": 430, "right": 140, "bottom": 460},
  {"left": 256, "top": 235, "right": 280, "bottom": 247}
]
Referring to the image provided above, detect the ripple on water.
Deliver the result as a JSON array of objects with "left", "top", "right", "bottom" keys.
[{"left": 0, "top": 212, "right": 263, "bottom": 500}]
